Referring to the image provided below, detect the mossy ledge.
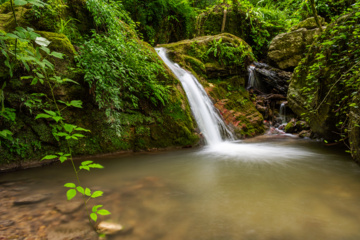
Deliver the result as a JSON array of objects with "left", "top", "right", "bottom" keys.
[{"left": 160, "top": 33, "right": 264, "bottom": 138}]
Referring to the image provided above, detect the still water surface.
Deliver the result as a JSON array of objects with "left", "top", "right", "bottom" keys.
[{"left": 2, "top": 136, "right": 360, "bottom": 240}]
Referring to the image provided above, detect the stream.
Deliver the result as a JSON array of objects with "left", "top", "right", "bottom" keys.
[{"left": 1, "top": 137, "right": 360, "bottom": 239}]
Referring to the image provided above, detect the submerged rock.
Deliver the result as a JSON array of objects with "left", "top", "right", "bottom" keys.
[
  {"left": 55, "top": 200, "right": 83, "bottom": 214},
  {"left": 97, "top": 222, "right": 124, "bottom": 235},
  {"left": 13, "top": 193, "right": 51, "bottom": 205},
  {"left": 47, "top": 222, "right": 97, "bottom": 240}
]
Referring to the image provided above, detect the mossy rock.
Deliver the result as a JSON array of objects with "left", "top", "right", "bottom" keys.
[
  {"left": 160, "top": 33, "right": 263, "bottom": 138},
  {"left": 290, "top": 17, "right": 327, "bottom": 31},
  {"left": 0, "top": 3, "right": 30, "bottom": 32}
]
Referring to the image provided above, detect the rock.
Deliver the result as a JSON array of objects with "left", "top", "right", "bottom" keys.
[
  {"left": 290, "top": 17, "right": 327, "bottom": 31},
  {"left": 287, "top": 10, "right": 360, "bottom": 153},
  {"left": 55, "top": 201, "right": 83, "bottom": 214},
  {"left": 0, "top": 220, "right": 15, "bottom": 227},
  {"left": 284, "top": 119, "right": 310, "bottom": 133},
  {"left": 47, "top": 222, "right": 97, "bottom": 240},
  {"left": 284, "top": 119, "right": 296, "bottom": 133},
  {"left": 13, "top": 193, "right": 51, "bottom": 205},
  {"left": 253, "top": 62, "right": 292, "bottom": 95},
  {"left": 268, "top": 17, "right": 326, "bottom": 70},
  {"left": 97, "top": 221, "right": 133, "bottom": 236},
  {"left": 299, "top": 130, "right": 311, "bottom": 138}
]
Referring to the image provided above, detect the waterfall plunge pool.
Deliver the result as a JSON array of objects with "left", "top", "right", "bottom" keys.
[{"left": 1, "top": 137, "right": 360, "bottom": 240}]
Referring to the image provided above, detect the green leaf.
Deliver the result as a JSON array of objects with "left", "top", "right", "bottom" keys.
[
  {"left": 81, "top": 160, "right": 93, "bottom": 166},
  {"left": 14, "top": 0, "right": 28, "bottom": 5},
  {"left": 35, "top": 37, "right": 50, "bottom": 47},
  {"left": 97, "top": 209, "right": 111, "bottom": 215},
  {"left": 79, "top": 166, "right": 90, "bottom": 171},
  {"left": 63, "top": 78, "right": 79, "bottom": 85},
  {"left": 43, "top": 110, "right": 56, "bottom": 116},
  {"left": 40, "top": 46, "right": 50, "bottom": 55},
  {"left": 85, "top": 188, "right": 91, "bottom": 196},
  {"left": 64, "top": 183, "right": 76, "bottom": 188},
  {"left": 21, "top": 76, "right": 34, "bottom": 80},
  {"left": 35, "top": 72, "right": 45, "bottom": 79},
  {"left": 75, "top": 127, "right": 90, "bottom": 132},
  {"left": 30, "top": 77, "right": 38, "bottom": 85},
  {"left": 41, "top": 155, "right": 58, "bottom": 160},
  {"left": 72, "top": 133, "right": 85, "bottom": 138},
  {"left": 76, "top": 186, "right": 85, "bottom": 194},
  {"left": 92, "top": 205, "right": 103, "bottom": 212},
  {"left": 53, "top": 116, "right": 63, "bottom": 123},
  {"left": 63, "top": 124, "right": 76, "bottom": 133},
  {"left": 59, "top": 156, "right": 67, "bottom": 163},
  {"left": 55, "top": 132, "right": 68, "bottom": 137},
  {"left": 69, "top": 100, "right": 82, "bottom": 108},
  {"left": 90, "top": 213, "right": 97, "bottom": 222},
  {"left": 35, "top": 113, "right": 51, "bottom": 120},
  {"left": 6, "top": 33, "right": 19, "bottom": 39},
  {"left": 66, "top": 189, "right": 77, "bottom": 200},
  {"left": 88, "top": 163, "right": 104, "bottom": 169},
  {"left": 50, "top": 51, "right": 64, "bottom": 59},
  {"left": 91, "top": 191, "right": 103, "bottom": 198}
]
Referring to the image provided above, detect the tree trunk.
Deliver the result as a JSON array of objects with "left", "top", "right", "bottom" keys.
[
  {"left": 221, "top": 8, "right": 227, "bottom": 33},
  {"left": 309, "top": 0, "right": 323, "bottom": 32}
]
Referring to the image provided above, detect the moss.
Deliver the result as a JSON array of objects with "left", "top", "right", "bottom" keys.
[
  {"left": 0, "top": 6, "right": 30, "bottom": 32},
  {"left": 290, "top": 17, "right": 327, "bottom": 31},
  {"left": 284, "top": 121, "right": 296, "bottom": 133},
  {"left": 160, "top": 33, "right": 263, "bottom": 138}
]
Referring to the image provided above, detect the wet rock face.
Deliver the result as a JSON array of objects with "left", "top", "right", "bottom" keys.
[
  {"left": 253, "top": 62, "right": 292, "bottom": 95},
  {"left": 268, "top": 17, "right": 326, "bottom": 70}
]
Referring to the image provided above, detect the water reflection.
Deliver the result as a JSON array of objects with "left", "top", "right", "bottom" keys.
[{"left": 1, "top": 137, "right": 360, "bottom": 240}]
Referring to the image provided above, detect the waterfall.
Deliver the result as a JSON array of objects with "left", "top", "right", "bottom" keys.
[
  {"left": 280, "top": 102, "right": 287, "bottom": 124},
  {"left": 156, "top": 48, "right": 234, "bottom": 145},
  {"left": 247, "top": 65, "right": 261, "bottom": 90}
]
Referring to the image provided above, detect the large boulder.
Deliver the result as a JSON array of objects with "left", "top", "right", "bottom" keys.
[
  {"left": 287, "top": 9, "right": 360, "bottom": 161},
  {"left": 160, "top": 33, "right": 265, "bottom": 137},
  {"left": 195, "top": 3, "right": 285, "bottom": 58},
  {"left": 252, "top": 62, "right": 292, "bottom": 95},
  {"left": 268, "top": 17, "right": 326, "bottom": 70}
]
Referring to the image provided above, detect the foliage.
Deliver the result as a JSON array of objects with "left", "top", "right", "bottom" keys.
[
  {"left": 122, "top": 0, "right": 196, "bottom": 44},
  {"left": 205, "top": 37, "right": 255, "bottom": 66},
  {"left": 77, "top": 0, "right": 170, "bottom": 136},
  {"left": 293, "top": 2, "right": 360, "bottom": 144},
  {"left": 0, "top": 0, "right": 110, "bottom": 230},
  {"left": 251, "top": 0, "right": 357, "bottom": 23}
]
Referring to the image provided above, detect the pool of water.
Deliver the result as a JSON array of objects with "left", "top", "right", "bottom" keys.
[{"left": 1, "top": 136, "right": 360, "bottom": 239}]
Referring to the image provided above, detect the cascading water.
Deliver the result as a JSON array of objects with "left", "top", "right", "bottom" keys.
[
  {"left": 247, "top": 65, "right": 261, "bottom": 90},
  {"left": 156, "top": 47, "right": 234, "bottom": 145},
  {"left": 280, "top": 102, "right": 287, "bottom": 124}
]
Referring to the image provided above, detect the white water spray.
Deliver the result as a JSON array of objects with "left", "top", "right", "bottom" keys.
[
  {"left": 280, "top": 102, "right": 287, "bottom": 124},
  {"left": 247, "top": 65, "right": 261, "bottom": 90},
  {"left": 156, "top": 48, "right": 234, "bottom": 145}
]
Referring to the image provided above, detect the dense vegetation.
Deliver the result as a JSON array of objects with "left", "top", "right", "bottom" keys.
[{"left": 0, "top": 0, "right": 359, "bottom": 165}]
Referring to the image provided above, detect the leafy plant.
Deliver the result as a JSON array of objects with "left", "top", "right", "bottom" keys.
[
  {"left": 77, "top": 0, "right": 170, "bottom": 136},
  {"left": 0, "top": 0, "right": 110, "bottom": 230},
  {"left": 206, "top": 38, "right": 255, "bottom": 67}
]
